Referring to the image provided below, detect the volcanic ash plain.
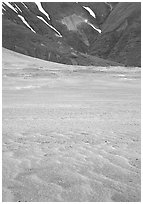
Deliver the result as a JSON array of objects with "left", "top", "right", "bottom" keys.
[{"left": 2, "top": 48, "right": 141, "bottom": 202}]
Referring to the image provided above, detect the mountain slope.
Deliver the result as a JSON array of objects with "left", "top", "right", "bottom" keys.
[
  {"left": 89, "top": 2, "right": 141, "bottom": 66},
  {"left": 2, "top": 2, "right": 141, "bottom": 66}
]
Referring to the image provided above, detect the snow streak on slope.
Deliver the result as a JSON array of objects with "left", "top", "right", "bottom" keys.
[
  {"left": 37, "top": 16, "right": 62, "bottom": 37},
  {"left": 14, "top": 4, "right": 22, "bottom": 13},
  {"left": 88, "top": 22, "right": 102, "bottom": 33},
  {"left": 84, "top": 19, "right": 101, "bottom": 33},
  {"left": 21, "top": 2, "right": 28, "bottom": 9},
  {"left": 3, "top": 2, "right": 18, "bottom": 13},
  {"left": 83, "top": 6, "right": 96, "bottom": 18},
  {"left": 18, "top": 15, "right": 36, "bottom": 33},
  {"left": 2, "top": 4, "right": 6, "bottom": 14},
  {"left": 36, "top": 2, "right": 50, "bottom": 20}
]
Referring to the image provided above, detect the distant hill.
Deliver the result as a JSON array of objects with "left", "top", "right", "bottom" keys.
[{"left": 2, "top": 2, "right": 141, "bottom": 66}]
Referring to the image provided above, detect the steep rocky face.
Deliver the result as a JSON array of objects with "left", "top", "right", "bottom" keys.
[{"left": 2, "top": 2, "right": 141, "bottom": 66}]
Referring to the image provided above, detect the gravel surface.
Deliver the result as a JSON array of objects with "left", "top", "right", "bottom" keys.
[{"left": 2, "top": 48, "right": 141, "bottom": 202}]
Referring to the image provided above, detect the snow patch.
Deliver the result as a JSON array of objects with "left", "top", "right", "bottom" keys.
[
  {"left": 15, "top": 85, "right": 40, "bottom": 90},
  {"left": 118, "top": 74, "right": 125, "bottom": 77},
  {"left": 83, "top": 6, "right": 96, "bottom": 18},
  {"left": 37, "top": 16, "right": 62, "bottom": 37},
  {"left": 21, "top": 2, "right": 28, "bottom": 9},
  {"left": 14, "top": 4, "right": 22, "bottom": 13},
  {"left": 18, "top": 15, "right": 36, "bottom": 33},
  {"left": 55, "top": 34, "right": 62, "bottom": 38},
  {"left": 41, "top": 43, "right": 45, "bottom": 46},
  {"left": 86, "top": 21, "right": 101, "bottom": 33},
  {"left": 3, "top": 2, "right": 18, "bottom": 13},
  {"left": 121, "top": 78, "right": 133, "bottom": 80},
  {"left": 2, "top": 4, "right": 6, "bottom": 11},
  {"left": 36, "top": 2, "right": 50, "bottom": 20},
  {"left": 89, "top": 23, "right": 101, "bottom": 33}
]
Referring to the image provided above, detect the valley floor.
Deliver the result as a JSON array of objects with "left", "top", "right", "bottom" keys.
[{"left": 2, "top": 49, "right": 141, "bottom": 202}]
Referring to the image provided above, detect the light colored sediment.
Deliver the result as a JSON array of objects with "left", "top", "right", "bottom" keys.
[{"left": 2, "top": 48, "right": 141, "bottom": 202}]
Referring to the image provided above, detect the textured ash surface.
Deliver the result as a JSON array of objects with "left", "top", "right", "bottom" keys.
[{"left": 2, "top": 49, "right": 141, "bottom": 202}]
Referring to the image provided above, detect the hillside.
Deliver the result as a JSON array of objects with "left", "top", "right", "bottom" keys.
[
  {"left": 2, "top": 2, "right": 141, "bottom": 66},
  {"left": 89, "top": 2, "right": 141, "bottom": 66}
]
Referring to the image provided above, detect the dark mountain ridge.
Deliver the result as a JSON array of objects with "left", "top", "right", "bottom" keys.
[{"left": 2, "top": 2, "right": 141, "bottom": 67}]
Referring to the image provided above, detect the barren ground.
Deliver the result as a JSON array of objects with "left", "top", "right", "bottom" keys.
[{"left": 2, "top": 48, "right": 141, "bottom": 202}]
